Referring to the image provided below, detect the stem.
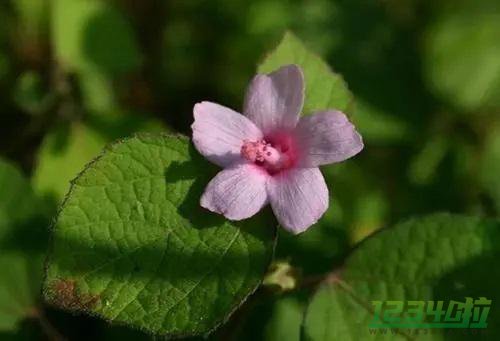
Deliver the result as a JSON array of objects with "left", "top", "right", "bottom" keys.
[{"left": 31, "top": 307, "right": 66, "bottom": 341}]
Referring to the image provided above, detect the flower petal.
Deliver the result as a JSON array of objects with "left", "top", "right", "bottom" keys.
[
  {"left": 244, "top": 64, "right": 304, "bottom": 134},
  {"left": 267, "top": 168, "right": 328, "bottom": 234},
  {"left": 201, "top": 164, "right": 269, "bottom": 220},
  {"left": 295, "top": 110, "right": 363, "bottom": 167},
  {"left": 192, "top": 101, "right": 263, "bottom": 167}
]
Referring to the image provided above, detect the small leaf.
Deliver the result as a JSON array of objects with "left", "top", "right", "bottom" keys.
[
  {"left": 408, "top": 134, "right": 449, "bottom": 185},
  {"left": 303, "top": 214, "right": 500, "bottom": 340},
  {"left": 43, "top": 134, "right": 276, "bottom": 337},
  {"left": 258, "top": 32, "right": 353, "bottom": 115},
  {"left": 0, "top": 159, "right": 48, "bottom": 332},
  {"left": 349, "top": 190, "right": 389, "bottom": 244}
]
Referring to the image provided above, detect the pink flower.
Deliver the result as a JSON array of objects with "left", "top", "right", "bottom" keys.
[{"left": 192, "top": 65, "right": 363, "bottom": 234}]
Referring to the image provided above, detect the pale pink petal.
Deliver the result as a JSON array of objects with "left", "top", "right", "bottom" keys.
[
  {"left": 201, "top": 164, "right": 269, "bottom": 220},
  {"left": 192, "top": 101, "right": 263, "bottom": 167},
  {"left": 267, "top": 168, "right": 328, "bottom": 234},
  {"left": 243, "top": 65, "right": 304, "bottom": 134},
  {"left": 295, "top": 110, "right": 363, "bottom": 167}
]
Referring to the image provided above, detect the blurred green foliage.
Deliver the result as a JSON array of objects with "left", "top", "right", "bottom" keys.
[
  {"left": 0, "top": 0, "right": 499, "bottom": 339},
  {"left": 0, "top": 159, "right": 48, "bottom": 337}
]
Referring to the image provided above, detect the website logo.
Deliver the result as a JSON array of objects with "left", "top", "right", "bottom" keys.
[{"left": 369, "top": 297, "right": 491, "bottom": 329}]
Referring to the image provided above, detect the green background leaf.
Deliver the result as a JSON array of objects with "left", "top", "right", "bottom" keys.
[
  {"left": 52, "top": 0, "right": 141, "bottom": 76},
  {"left": 44, "top": 134, "right": 276, "bottom": 336},
  {"left": 0, "top": 158, "right": 48, "bottom": 332},
  {"left": 479, "top": 124, "right": 500, "bottom": 213},
  {"left": 303, "top": 213, "right": 500, "bottom": 340},
  {"left": 258, "top": 31, "right": 353, "bottom": 115},
  {"left": 50, "top": 0, "right": 142, "bottom": 114},
  {"left": 33, "top": 122, "right": 107, "bottom": 202},
  {"left": 424, "top": 1, "right": 500, "bottom": 112},
  {"left": 33, "top": 114, "right": 164, "bottom": 203}
]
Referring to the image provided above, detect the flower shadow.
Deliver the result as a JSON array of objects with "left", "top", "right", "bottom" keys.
[{"left": 162, "top": 142, "right": 224, "bottom": 230}]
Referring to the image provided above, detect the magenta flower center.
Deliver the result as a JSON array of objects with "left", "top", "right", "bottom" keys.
[{"left": 240, "top": 132, "right": 297, "bottom": 174}]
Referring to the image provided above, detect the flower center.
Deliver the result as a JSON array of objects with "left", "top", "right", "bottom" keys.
[{"left": 241, "top": 134, "right": 296, "bottom": 174}]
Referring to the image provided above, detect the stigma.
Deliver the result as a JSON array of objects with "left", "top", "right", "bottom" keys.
[{"left": 241, "top": 139, "right": 292, "bottom": 173}]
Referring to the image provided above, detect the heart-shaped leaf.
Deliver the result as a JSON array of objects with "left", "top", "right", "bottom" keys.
[
  {"left": 303, "top": 213, "right": 500, "bottom": 340},
  {"left": 258, "top": 32, "right": 353, "bottom": 115},
  {"left": 43, "top": 134, "right": 276, "bottom": 337}
]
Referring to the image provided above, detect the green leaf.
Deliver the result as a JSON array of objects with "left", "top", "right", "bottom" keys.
[
  {"left": 258, "top": 32, "right": 353, "bottom": 115},
  {"left": 52, "top": 0, "right": 141, "bottom": 76},
  {"left": 13, "top": 72, "right": 47, "bottom": 114},
  {"left": 43, "top": 134, "right": 276, "bottom": 337},
  {"left": 264, "top": 297, "right": 303, "bottom": 341},
  {"left": 303, "top": 214, "right": 500, "bottom": 340},
  {"left": 354, "top": 100, "right": 411, "bottom": 144},
  {"left": 408, "top": 134, "right": 449, "bottom": 185},
  {"left": 0, "top": 159, "right": 48, "bottom": 332},
  {"left": 424, "top": 2, "right": 500, "bottom": 112},
  {"left": 348, "top": 190, "right": 389, "bottom": 244},
  {"left": 303, "top": 284, "right": 352, "bottom": 341},
  {"left": 479, "top": 124, "right": 500, "bottom": 213},
  {"left": 79, "top": 71, "right": 117, "bottom": 113},
  {"left": 51, "top": 0, "right": 141, "bottom": 114}
]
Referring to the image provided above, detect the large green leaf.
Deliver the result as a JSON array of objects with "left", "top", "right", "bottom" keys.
[
  {"left": 0, "top": 159, "right": 48, "bottom": 332},
  {"left": 303, "top": 214, "right": 500, "bottom": 340},
  {"left": 258, "top": 32, "right": 354, "bottom": 115},
  {"left": 43, "top": 134, "right": 276, "bottom": 337}
]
